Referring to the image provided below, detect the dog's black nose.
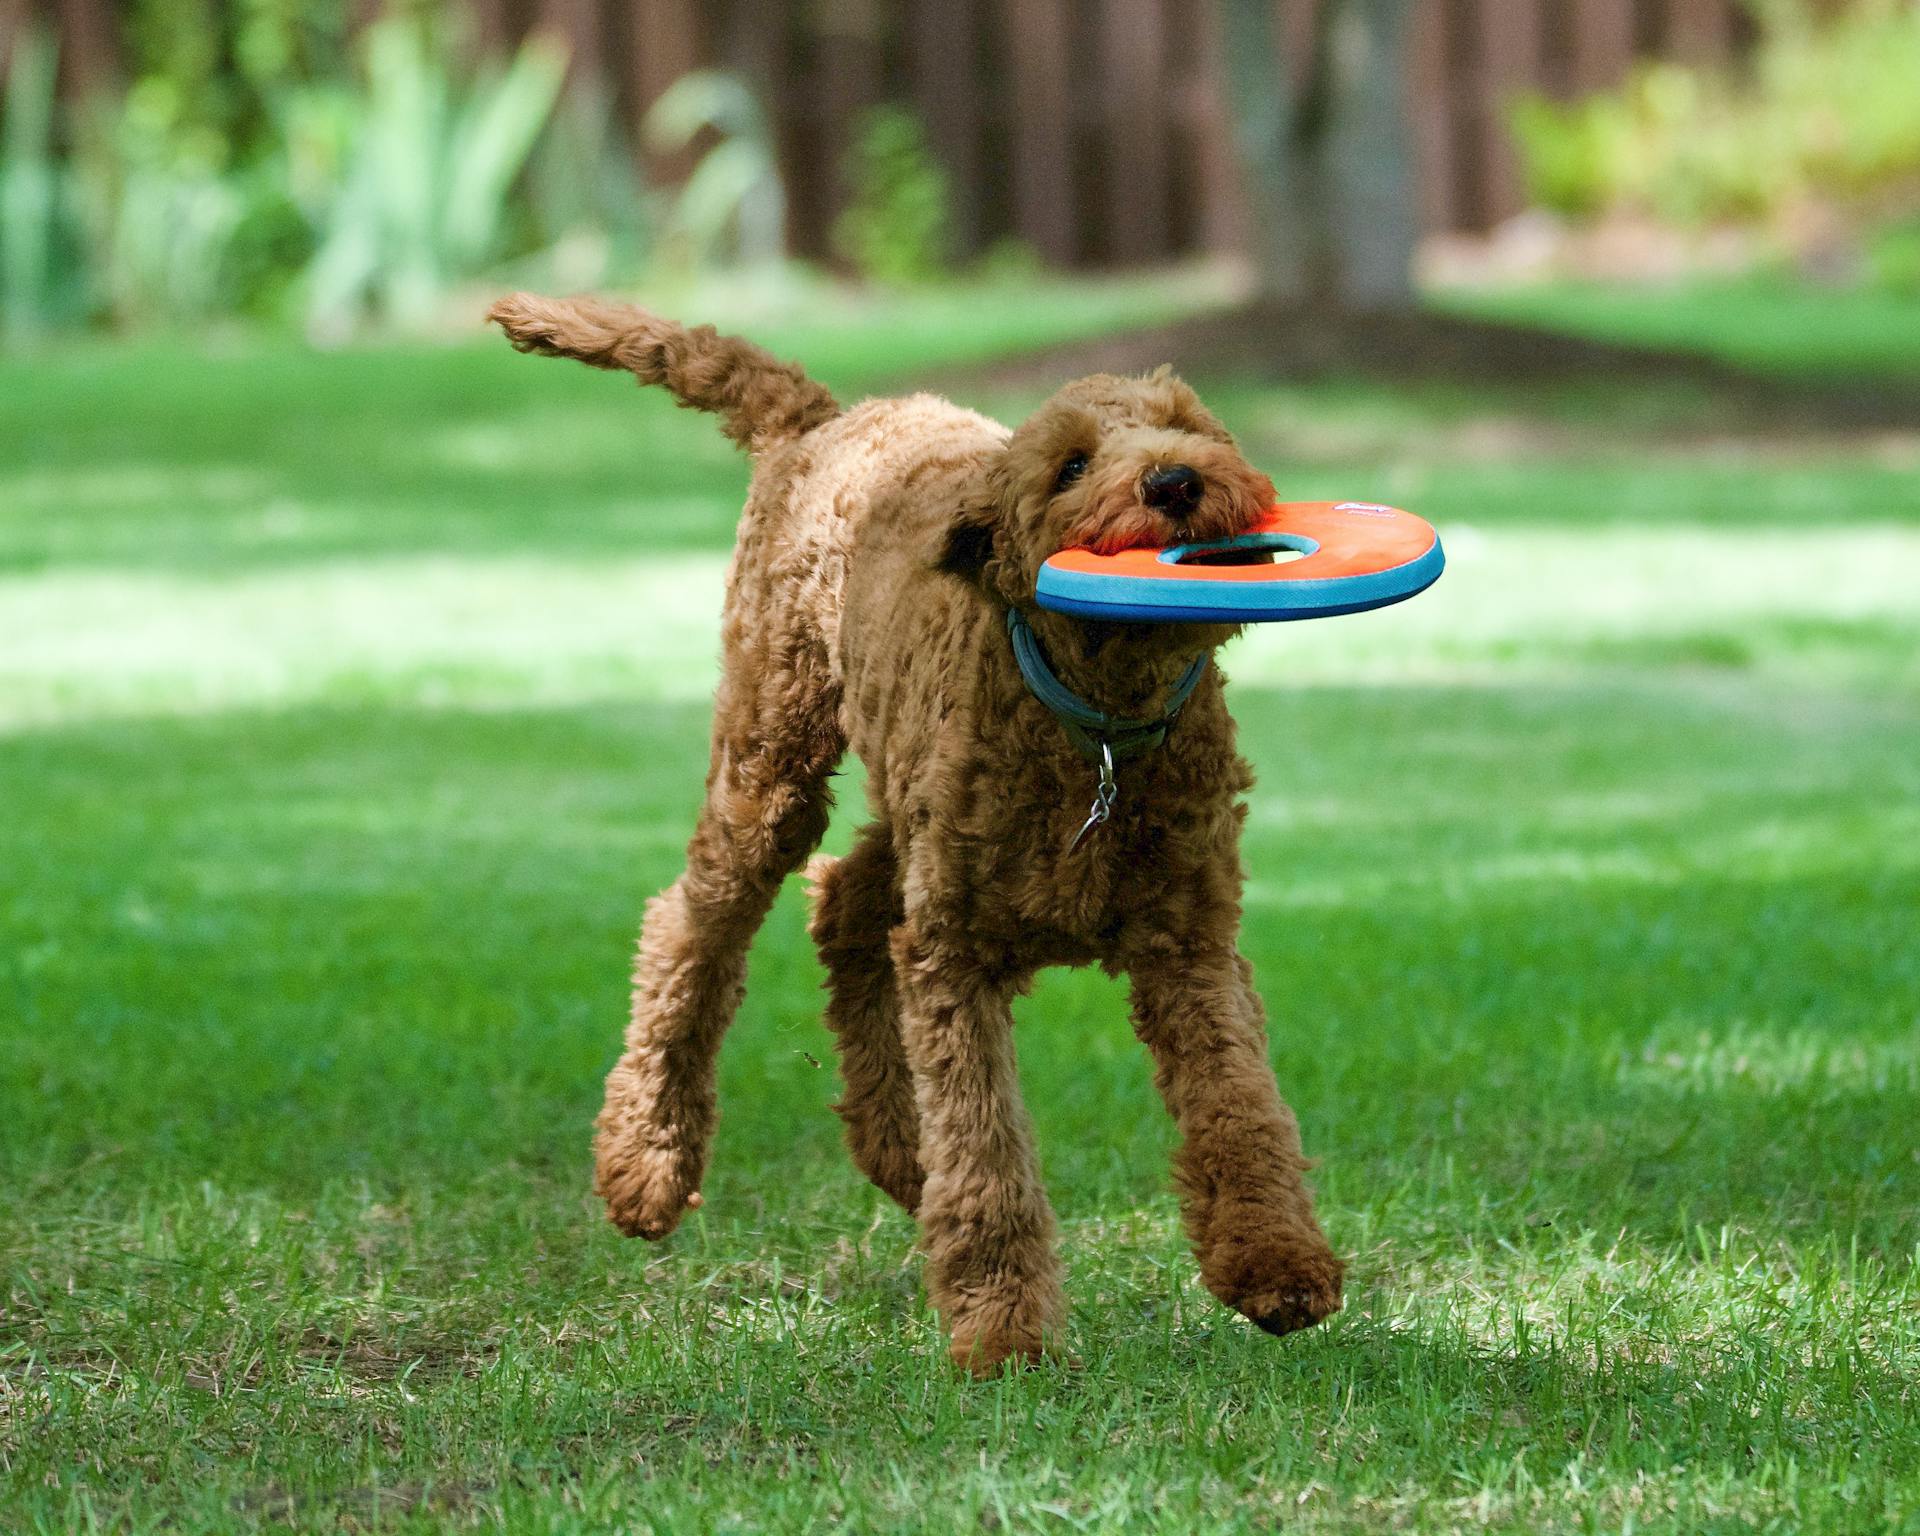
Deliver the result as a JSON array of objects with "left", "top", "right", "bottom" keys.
[{"left": 1141, "top": 464, "right": 1203, "bottom": 513}]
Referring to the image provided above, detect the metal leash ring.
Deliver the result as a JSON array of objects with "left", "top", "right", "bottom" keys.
[{"left": 1067, "top": 739, "right": 1119, "bottom": 853}]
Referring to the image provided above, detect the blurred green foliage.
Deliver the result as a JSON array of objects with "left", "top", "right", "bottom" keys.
[
  {"left": 1510, "top": 0, "right": 1920, "bottom": 282},
  {"left": 119, "top": 0, "right": 350, "bottom": 168},
  {"left": 300, "top": 20, "right": 568, "bottom": 339},
  {"left": 1867, "top": 214, "right": 1920, "bottom": 295},
  {"left": 0, "top": 1, "right": 981, "bottom": 340},
  {"left": 833, "top": 105, "right": 952, "bottom": 286},
  {"left": 69, "top": 0, "right": 349, "bottom": 328},
  {"left": 1, "top": 28, "right": 63, "bottom": 338},
  {"left": 642, "top": 70, "right": 785, "bottom": 273},
  {"left": 0, "top": 3, "right": 665, "bottom": 338}
]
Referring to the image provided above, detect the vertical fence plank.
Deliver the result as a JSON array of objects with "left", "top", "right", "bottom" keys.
[
  {"left": 0, "top": 0, "right": 27, "bottom": 77},
  {"left": 1098, "top": 0, "right": 1169, "bottom": 265},
  {"left": 1571, "top": 0, "right": 1634, "bottom": 91},
  {"left": 1476, "top": 0, "right": 1543, "bottom": 225},
  {"left": 627, "top": 0, "right": 700, "bottom": 181},
  {"left": 718, "top": 0, "right": 782, "bottom": 86},
  {"left": 627, "top": 0, "right": 700, "bottom": 115},
  {"left": 1665, "top": 0, "right": 1733, "bottom": 64},
  {"left": 1406, "top": 0, "right": 1459, "bottom": 235},
  {"left": 537, "top": 0, "right": 607, "bottom": 91},
  {"left": 713, "top": 0, "right": 799, "bottom": 252},
  {"left": 51, "top": 0, "right": 118, "bottom": 92},
  {"left": 1171, "top": 0, "right": 1246, "bottom": 258},
  {"left": 1278, "top": 0, "right": 1319, "bottom": 91},
  {"left": 910, "top": 0, "right": 985, "bottom": 258},
  {"left": 994, "top": 0, "right": 1077, "bottom": 265},
  {"left": 813, "top": 0, "right": 883, "bottom": 260},
  {"left": 463, "top": 0, "right": 515, "bottom": 58}
]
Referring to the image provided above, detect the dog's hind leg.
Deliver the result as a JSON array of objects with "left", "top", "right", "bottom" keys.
[
  {"left": 808, "top": 826, "right": 924, "bottom": 1213},
  {"left": 593, "top": 647, "right": 843, "bottom": 1241}
]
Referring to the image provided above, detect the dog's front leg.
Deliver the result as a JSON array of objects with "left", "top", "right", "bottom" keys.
[
  {"left": 1129, "top": 948, "right": 1344, "bottom": 1337},
  {"left": 890, "top": 925, "right": 1065, "bottom": 1375}
]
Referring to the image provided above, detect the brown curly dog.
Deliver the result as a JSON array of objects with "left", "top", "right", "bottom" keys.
[{"left": 489, "top": 293, "right": 1344, "bottom": 1374}]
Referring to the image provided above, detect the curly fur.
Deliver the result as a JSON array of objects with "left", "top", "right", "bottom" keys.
[{"left": 488, "top": 293, "right": 1345, "bottom": 1374}]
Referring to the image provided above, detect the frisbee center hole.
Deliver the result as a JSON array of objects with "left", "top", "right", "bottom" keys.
[{"left": 1161, "top": 531, "right": 1316, "bottom": 568}]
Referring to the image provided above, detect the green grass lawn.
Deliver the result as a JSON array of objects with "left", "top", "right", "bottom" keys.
[
  {"left": 1433, "top": 273, "right": 1920, "bottom": 383},
  {"left": 3, "top": 279, "right": 1917, "bottom": 1533}
]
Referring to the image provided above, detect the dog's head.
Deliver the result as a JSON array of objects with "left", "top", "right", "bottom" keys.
[{"left": 943, "top": 369, "right": 1276, "bottom": 611}]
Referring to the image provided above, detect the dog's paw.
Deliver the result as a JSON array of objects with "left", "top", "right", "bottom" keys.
[
  {"left": 593, "top": 1142, "right": 705, "bottom": 1241},
  {"left": 947, "top": 1330, "right": 1058, "bottom": 1379},
  {"left": 1245, "top": 1275, "right": 1343, "bottom": 1337},
  {"left": 941, "top": 1283, "right": 1069, "bottom": 1378},
  {"left": 1202, "top": 1226, "right": 1346, "bottom": 1338}
]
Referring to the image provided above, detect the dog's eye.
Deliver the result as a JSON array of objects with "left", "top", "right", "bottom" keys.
[{"left": 1053, "top": 452, "right": 1090, "bottom": 495}]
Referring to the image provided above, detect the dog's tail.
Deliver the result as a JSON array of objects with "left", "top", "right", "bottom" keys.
[{"left": 487, "top": 292, "right": 840, "bottom": 455}]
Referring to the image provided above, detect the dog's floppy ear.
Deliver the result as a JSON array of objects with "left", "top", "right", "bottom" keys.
[{"left": 931, "top": 459, "right": 1007, "bottom": 580}]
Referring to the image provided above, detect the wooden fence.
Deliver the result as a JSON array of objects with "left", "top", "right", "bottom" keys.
[{"left": 9, "top": 0, "right": 1763, "bottom": 262}]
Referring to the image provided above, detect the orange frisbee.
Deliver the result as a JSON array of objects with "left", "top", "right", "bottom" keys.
[{"left": 1035, "top": 501, "right": 1444, "bottom": 622}]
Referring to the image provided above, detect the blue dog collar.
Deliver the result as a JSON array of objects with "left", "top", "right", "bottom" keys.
[{"left": 1005, "top": 607, "right": 1209, "bottom": 763}]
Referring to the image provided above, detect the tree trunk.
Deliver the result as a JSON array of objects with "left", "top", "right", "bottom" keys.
[
  {"left": 1323, "top": 0, "right": 1418, "bottom": 309},
  {"left": 1220, "top": 0, "right": 1417, "bottom": 311},
  {"left": 1219, "top": 0, "right": 1309, "bottom": 301},
  {"left": 997, "top": 0, "right": 1077, "bottom": 266}
]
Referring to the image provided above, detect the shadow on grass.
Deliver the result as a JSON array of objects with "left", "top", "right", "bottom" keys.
[
  {"left": 2, "top": 679, "right": 1913, "bottom": 1257},
  {"left": 947, "top": 302, "right": 1920, "bottom": 434}
]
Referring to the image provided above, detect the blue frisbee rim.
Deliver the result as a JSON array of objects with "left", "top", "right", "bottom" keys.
[{"left": 1035, "top": 526, "right": 1446, "bottom": 623}]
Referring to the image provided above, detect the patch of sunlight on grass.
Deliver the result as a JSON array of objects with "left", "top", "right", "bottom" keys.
[
  {"left": 6, "top": 523, "right": 1919, "bottom": 731},
  {"left": 1245, "top": 800, "right": 1920, "bottom": 911},
  {"left": 1223, "top": 521, "right": 1920, "bottom": 687},
  {"left": 0, "top": 554, "right": 727, "bottom": 730},
  {"left": 1354, "top": 1223, "right": 1910, "bottom": 1359},
  {"left": 5, "top": 462, "right": 273, "bottom": 510},
  {"left": 1618, "top": 1025, "right": 1920, "bottom": 1099},
  {"left": 423, "top": 405, "right": 744, "bottom": 476}
]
